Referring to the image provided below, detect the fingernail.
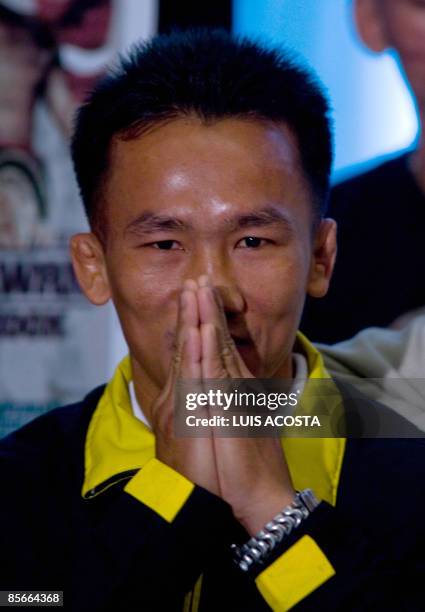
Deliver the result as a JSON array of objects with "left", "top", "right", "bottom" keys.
[
  {"left": 198, "top": 275, "right": 209, "bottom": 287},
  {"left": 184, "top": 278, "right": 197, "bottom": 291}
]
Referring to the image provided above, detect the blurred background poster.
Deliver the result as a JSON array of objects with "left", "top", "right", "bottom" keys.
[{"left": 0, "top": 0, "right": 157, "bottom": 436}]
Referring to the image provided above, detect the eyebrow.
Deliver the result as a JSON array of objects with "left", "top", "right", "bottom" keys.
[
  {"left": 124, "top": 212, "right": 190, "bottom": 236},
  {"left": 233, "top": 206, "right": 293, "bottom": 232},
  {"left": 124, "top": 205, "right": 293, "bottom": 237}
]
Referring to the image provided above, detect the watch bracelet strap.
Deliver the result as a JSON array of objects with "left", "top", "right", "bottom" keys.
[{"left": 231, "top": 489, "right": 320, "bottom": 573}]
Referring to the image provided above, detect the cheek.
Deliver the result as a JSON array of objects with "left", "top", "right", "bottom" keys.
[
  {"left": 241, "top": 264, "right": 306, "bottom": 375},
  {"left": 239, "top": 252, "right": 309, "bottom": 330},
  {"left": 107, "top": 257, "right": 182, "bottom": 348}
]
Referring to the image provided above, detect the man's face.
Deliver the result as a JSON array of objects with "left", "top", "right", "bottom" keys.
[
  {"left": 368, "top": 0, "right": 425, "bottom": 108},
  {"left": 84, "top": 118, "right": 332, "bottom": 387}
]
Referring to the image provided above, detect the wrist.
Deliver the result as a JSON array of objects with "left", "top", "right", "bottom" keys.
[
  {"left": 238, "top": 488, "right": 296, "bottom": 536},
  {"left": 232, "top": 489, "right": 320, "bottom": 573}
]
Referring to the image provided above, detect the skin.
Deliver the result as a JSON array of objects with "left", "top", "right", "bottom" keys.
[
  {"left": 71, "top": 116, "right": 336, "bottom": 534},
  {"left": 355, "top": 0, "right": 425, "bottom": 192}
]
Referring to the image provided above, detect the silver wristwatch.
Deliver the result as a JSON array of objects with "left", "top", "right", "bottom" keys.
[{"left": 231, "top": 489, "right": 320, "bottom": 572}]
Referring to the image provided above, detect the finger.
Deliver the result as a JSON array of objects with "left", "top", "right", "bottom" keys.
[
  {"left": 154, "top": 284, "right": 200, "bottom": 426},
  {"left": 198, "top": 278, "right": 249, "bottom": 377},
  {"left": 197, "top": 275, "right": 220, "bottom": 327},
  {"left": 163, "top": 284, "right": 199, "bottom": 400},
  {"left": 181, "top": 325, "right": 202, "bottom": 379},
  {"left": 173, "top": 284, "right": 199, "bottom": 373},
  {"left": 211, "top": 290, "right": 254, "bottom": 378},
  {"left": 181, "top": 283, "right": 199, "bottom": 331},
  {"left": 198, "top": 282, "right": 239, "bottom": 377},
  {"left": 201, "top": 322, "right": 228, "bottom": 379},
  {"left": 183, "top": 278, "right": 198, "bottom": 292}
]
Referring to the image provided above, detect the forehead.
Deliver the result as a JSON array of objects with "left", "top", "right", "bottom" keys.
[{"left": 103, "top": 117, "right": 312, "bottom": 229}]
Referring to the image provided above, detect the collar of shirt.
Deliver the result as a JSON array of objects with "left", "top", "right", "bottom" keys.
[{"left": 82, "top": 332, "right": 346, "bottom": 505}]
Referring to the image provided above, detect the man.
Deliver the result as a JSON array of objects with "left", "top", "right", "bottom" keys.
[
  {"left": 301, "top": 0, "right": 425, "bottom": 343},
  {"left": 1, "top": 30, "right": 424, "bottom": 611}
]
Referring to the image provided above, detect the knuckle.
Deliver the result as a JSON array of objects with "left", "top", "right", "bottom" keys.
[
  {"left": 225, "top": 335, "right": 236, "bottom": 349},
  {"left": 172, "top": 351, "right": 182, "bottom": 368},
  {"left": 220, "top": 344, "right": 233, "bottom": 359}
]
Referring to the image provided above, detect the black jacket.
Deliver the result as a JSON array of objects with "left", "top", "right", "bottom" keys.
[
  {"left": 1, "top": 385, "right": 425, "bottom": 611},
  {"left": 301, "top": 153, "right": 425, "bottom": 343}
]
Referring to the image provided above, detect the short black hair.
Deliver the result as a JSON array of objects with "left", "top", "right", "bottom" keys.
[{"left": 71, "top": 29, "right": 333, "bottom": 238}]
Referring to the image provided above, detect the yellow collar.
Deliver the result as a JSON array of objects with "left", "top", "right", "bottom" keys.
[{"left": 82, "top": 333, "right": 346, "bottom": 505}]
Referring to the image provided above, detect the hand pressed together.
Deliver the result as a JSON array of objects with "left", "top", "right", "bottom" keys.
[{"left": 151, "top": 276, "right": 296, "bottom": 535}]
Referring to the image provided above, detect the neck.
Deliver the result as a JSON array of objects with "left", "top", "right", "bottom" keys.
[{"left": 130, "top": 356, "right": 161, "bottom": 427}]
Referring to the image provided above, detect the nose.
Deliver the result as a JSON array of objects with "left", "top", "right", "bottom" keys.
[
  {"left": 187, "top": 250, "right": 246, "bottom": 317},
  {"left": 214, "top": 281, "right": 245, "bottom": 318}
]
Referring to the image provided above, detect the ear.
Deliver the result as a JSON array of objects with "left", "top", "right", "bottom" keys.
[
  {"left": 70, "top": 233, "right": 111, "bottom": 305},
  {"left": 307, "top": 218, "right": 337, "bottom": 298},
  {"left": 354, "top": 0, "right": 389, "bottom": 53}
]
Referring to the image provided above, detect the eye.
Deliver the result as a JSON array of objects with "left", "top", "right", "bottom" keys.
[
  {"left": 236, "top": 236, "right": 270, "bottom": 249},
  {"left": 150, "top": 240, "right": 182, "bottom": 250}
]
